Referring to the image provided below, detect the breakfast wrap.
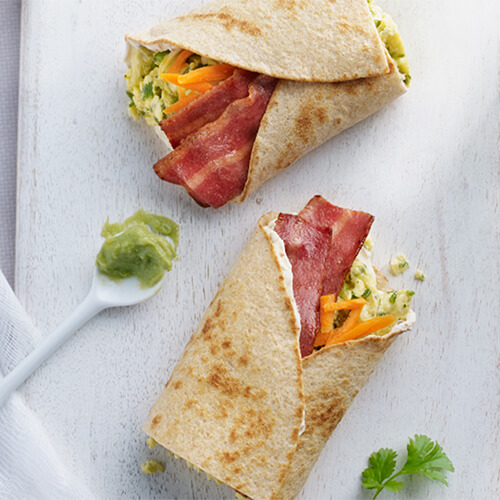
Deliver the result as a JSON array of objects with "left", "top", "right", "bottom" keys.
[
  {"left": 125, "top": 0, "right": 410, "bottom": 208},
  {"left": 143, "top": 196, "right": 416, "bottom": 499}
]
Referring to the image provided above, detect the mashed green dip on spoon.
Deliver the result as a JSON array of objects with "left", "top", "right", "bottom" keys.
[{"left": 0, "top": 210, "right": 179, "bottom": 407}]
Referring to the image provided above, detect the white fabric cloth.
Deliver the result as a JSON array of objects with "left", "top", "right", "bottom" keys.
[{"left": 0, "top": 270, "right": 93, "bottom": 499}]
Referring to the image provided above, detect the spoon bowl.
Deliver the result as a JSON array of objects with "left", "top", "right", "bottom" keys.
[{"left": 92, "top": 269, "right": 164, "bottom": 307}]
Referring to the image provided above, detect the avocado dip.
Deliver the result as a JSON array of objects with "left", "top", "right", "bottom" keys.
[{"left": 95, "top": 210, "right": 179, "bottom": 288}]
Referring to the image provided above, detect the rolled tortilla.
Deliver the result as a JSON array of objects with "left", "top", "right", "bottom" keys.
[
  {"left": 125, "top": 0, "right": 408, "bottom": 206},
  {"left": 143, "top": 213, "right": 415, "bottom": 499},
  {"left": 126, "top": 0, "right": 389, "bottom": 83}
]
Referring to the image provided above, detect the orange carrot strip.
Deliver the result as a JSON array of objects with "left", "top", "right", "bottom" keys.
[
  {"left": 326, "top": 315, "right": 397, "bottom": 347},
  {"left": 163, "top": 93, "right": 201, "bottom": 115},
  {"left": 167, "top": 49, "right": 193, "bottom": 74},
  {"left": 328, "top": 306, "right": 363, "bottom": 339},
  {"left": 177, "top": 64, "right": 235, "bottom": 85},
  {"left": 315, "top": 296, "right": 367, "bottom": 347},
  {"left": 177, "top": 86, "right": 186, "bottom": 99},
  {"left": 161, "top": 73, "right": 212, "bottom": 93},
  {"left": 314, "top": 330, "right": 332, "bottom": 348},
  {"left": 318, "top": 306, "right": 363, "bottom": 346},
  {"left": 319, "top": 297, "right": 366, "bottom": 333},
  {"left": 322, "top": 297, "right": 367, "bottom": 313},
  {"left": 319, "top": 311, "right": 335, "bottom": 334}
]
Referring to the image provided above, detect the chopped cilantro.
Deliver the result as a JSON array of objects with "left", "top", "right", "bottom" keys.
[
  {"left": 141, "top": 81, "right": 154, "bottom": 99},
  {"left": 153, "top": 50, "right": 170, "bottom": 65},
  {"left": 389, "top": 292, "right": 398, "bottom": 304},
  {"left": 362, "top": 289, "right": 372, "bottom": 298}
]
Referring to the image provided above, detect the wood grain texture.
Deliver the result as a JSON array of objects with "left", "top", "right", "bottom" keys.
[{"left": 15, "top": 0, "right": 499, "bottom": 498}]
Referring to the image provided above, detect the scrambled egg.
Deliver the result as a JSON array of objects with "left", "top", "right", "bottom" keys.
[
  {"left": 146, "top": 437, "right": 158, "bottom": 449},
  {"left": 415, "top": 269, "right": 426, "bottom": 281},
  {"left": 339, "top": 244, "right": 414, "bottom": 333},
  {"left": 390, "top": 253, "right": 410, "bottom": 275},
  {"left": 368, "top": 0, "right": 411, "bottom": 85},
  {"left": 125, "top": 47, "right": 218, "bottom": 125},
  {"left": 141, "top": 460, "right": 165, "bottom": 474}
]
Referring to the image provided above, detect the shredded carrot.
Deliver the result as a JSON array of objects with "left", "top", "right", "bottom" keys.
[
  {"left": 161, "top": 73, "right": 212, "bottom": 93},
  {"left": 163, "top": 93, "right": 201, "bottom": 115},
  {"left": 167, "top": 49, "right": 193, "bottom": 74},
  {"left": 177, "top": 64, "right": 235, "bottom": 85},
  {"left": 321, "top": 297, "right": 367, "bottom": 313},
  {"left": 326, "top": 306, "right": 363, "bottom": 340},
  {"left": 315, "top": 296, "right": 367, "bottom": 347},
  {"left": 319, "top": 297, "right": 366, "bottom": 334},
  {"left": 177, "top": 86, "right": 186, "bottom": 99},
  {"left": 325, "top": 315, "right": 396, "bottom": 347}
]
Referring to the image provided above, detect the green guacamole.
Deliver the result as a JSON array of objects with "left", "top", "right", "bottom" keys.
[
  {"left": 368, "top": 0, "right": 411, "bottom": 86},
  {"left": 125, "top": 47, "right": 219, "bottom": 125},
  {"left": 95, "top": 210, "right": 179, "bottom": 288}
]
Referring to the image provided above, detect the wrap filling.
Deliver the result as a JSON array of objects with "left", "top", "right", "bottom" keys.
[{"left": 272, "top": 196, "right": 414, "bottom": 357}]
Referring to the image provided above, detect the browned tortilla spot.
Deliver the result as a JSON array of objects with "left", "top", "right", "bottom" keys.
[
  {"left": 214, "top": 300, "right": 223, "bottom": 317},
  {"left": 221, "top": 450, "right": 241, "bottom": 464},
  {"left": 229, "top": 428, "right": 239, "bottom": 443},
  {"left": 184, "top": 398, "right": 197, "bottom": 410},
  {"left": 238, "top": 355, "right": 249, "bottom": 366},
  {"left": 181, "top": 12, "right": 262, "bottom": 36}
]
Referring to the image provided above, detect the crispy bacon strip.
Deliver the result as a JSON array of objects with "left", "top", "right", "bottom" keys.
[
  {"left": 274, "top": 214, "right": 331, "bottom": 358},
  {"left": 159, "top": 69, "right": 257, "bottom": 149},
  {"left": 154, "top": 75, "right": 277, "bottom": 208},
  {"left": 274, "top": 197, "right": 374, "bottom": 357},
  {"left": 299, "top": 196, "right": 374, "bottom": 297}
]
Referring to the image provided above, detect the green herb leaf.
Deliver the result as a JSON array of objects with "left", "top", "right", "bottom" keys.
[
  {"left": 400, "top": 435, "right": 455, "bottom": 485},
  {"left": 153, "top": 50, "right": 170, "bottom": 65},
  {"left": 141, "top": 81, "right": 154, "bottom": 99},
  {"left": 361, "top": 435, "right": 454, "bottom": 499},
  {"left": 362, "top": 288, "right": 372, "bottom": 298},
  {"left": 362, "top": 448, "right": 398, "bottom": 490},
  {"left": 389, "top": 291, "right": 398, "bottom": 304}
]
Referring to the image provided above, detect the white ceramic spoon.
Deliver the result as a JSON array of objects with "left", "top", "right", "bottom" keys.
[{"left": 0, "top": 269, "right": 164, "bottom": 407}]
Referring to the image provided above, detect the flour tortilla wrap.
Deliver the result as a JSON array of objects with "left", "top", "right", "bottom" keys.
[
  {"left": 125, "top": 0, "right": 407, "bottom": 204},
  {"left": 126, "top": 0, "right": 390, "bottom": 83},
  {"left": 143, "top": 213, "right": 414, "bottom": 499}
]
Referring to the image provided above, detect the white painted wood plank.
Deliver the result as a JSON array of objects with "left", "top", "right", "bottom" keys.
[{"left": 15, "top": 0, "right": 499, "bottom": 498}]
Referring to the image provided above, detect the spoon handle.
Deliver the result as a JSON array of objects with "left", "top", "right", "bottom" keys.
[{"left": 0, "top": 293, "right": 105, "bottom": 407}]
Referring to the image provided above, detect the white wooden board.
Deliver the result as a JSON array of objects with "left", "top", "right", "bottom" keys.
[{"left": 16, "top": 0, "right": 499, "bottom": 498}]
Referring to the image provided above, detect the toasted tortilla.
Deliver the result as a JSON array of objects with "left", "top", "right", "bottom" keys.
[
  {"left": 236, "top": 57, "right": 406, "bottom": 202},
  {"left": 126, "top": 0, "right": 389, "bottom": 83},
  {"left": 143, "top": 213, "right": 414, "bottom": 499},
  {"left": 143, "top": 213, "right": 305, "bottom": 500},
  {"left": 274, "top": 269, "right": 402, "bottom": 499}
]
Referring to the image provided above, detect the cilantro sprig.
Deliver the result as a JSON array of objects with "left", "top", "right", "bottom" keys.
[{"left": 361, "top": 435, "right": 454, "bottom": 499}]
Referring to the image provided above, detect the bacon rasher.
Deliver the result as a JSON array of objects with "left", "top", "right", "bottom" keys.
[
  {"left": 275, "top": 197, "right": 374, "bottom": 357},
  {"left": 159, "top": 69, "right": 257, "bottom": 149},
  {"left": 154, "top": 73, "right": 277, "bottom": 208}
]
